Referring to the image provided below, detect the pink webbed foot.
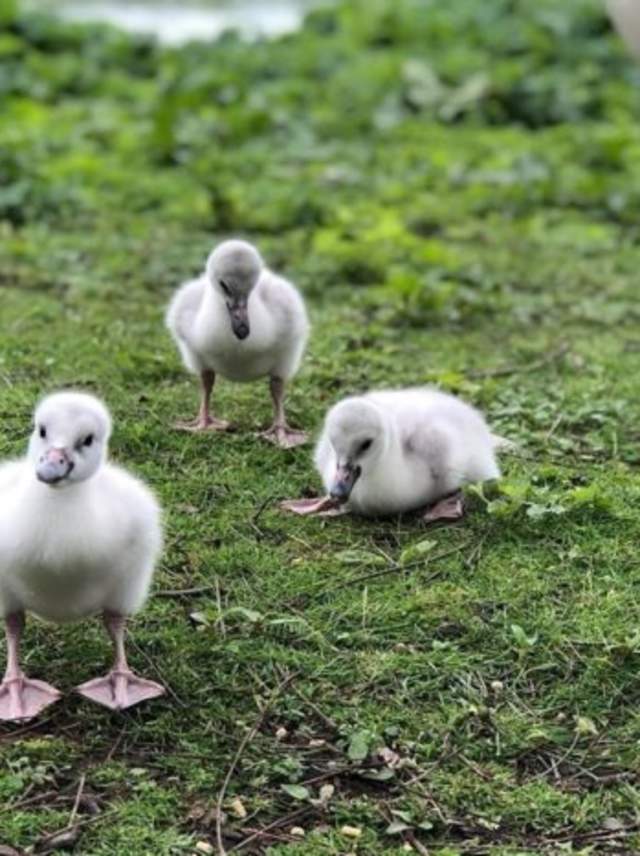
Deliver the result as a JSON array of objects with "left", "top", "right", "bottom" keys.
[
  {"left": 280, "top": 495, "right": 347, "bottom": 517},
  {"left": 0, "top": 673, "right": 61, "bottom": 722},
  {"left": 174, "top": 415, "right": 231, "bottom": 433},
  {"left": 76, "top": 669, "right": 165, "bottom": 711},
  {"left": 422, "top": 493, "right": 465, "bottom": 523},
  {"left": 260, "top": 424, "right": 308, "bottom": 449}
]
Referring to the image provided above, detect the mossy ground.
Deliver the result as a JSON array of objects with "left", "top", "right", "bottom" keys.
[{"left": 2, "top": 1, "right": 640, "bottom": 853}]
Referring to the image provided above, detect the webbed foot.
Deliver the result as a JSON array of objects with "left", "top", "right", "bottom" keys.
[
  {"left": 77, "top": 669, "right": 165, "bottom": 711},
  {"left": 260, "top": 424, "right": 308, "bottom": 449},
  {"left": 0, "top": 673, "right": 61, "bottom": 722},
  {"left": 175, "top": 415, "right": 231, "bottom": 433},
  {"left": 422, "top": 492, "right": 464, "bottom": 523},
  {"left": 280, "top": 495, "right": 347, "bottom": 516}
]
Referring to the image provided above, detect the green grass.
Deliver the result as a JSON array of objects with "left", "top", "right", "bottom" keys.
[{"left": 2, "top": 0, "right": 640, "bottom": 853}]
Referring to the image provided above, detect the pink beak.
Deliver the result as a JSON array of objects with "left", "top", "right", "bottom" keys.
[{"left": 36, "top": 447, "right": 74, "bottom": 485}]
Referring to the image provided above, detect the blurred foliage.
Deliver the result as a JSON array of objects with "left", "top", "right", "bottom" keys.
[
  {"left": 0, "top": 1, "right": 637, "bottom": 220},
  {"left": 0, "top": 0, "right": 636, "bottom": 351},
  {"left": 1, "top": 0, "right": 639, "bottom": 318}
]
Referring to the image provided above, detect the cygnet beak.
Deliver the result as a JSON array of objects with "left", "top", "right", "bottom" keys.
[
  {"left": 228, "top": 299, "right": 250, "bottom": 340},
  {"left": 37, "top": 447, "right": 74, "bottom": 485},
  {"left": 329, "top": 461, "right": 361, "bottom": 503}
]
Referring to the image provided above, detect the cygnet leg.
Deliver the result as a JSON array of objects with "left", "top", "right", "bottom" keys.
[
  {"left": 422, "top": 492, "right": 465, "bottom": 523},
  {"left": 260, "top": 377, "right": 308, "bottom": 448},
  {"left": 76, "top": 612, "right": 165, "bottom": 711},
  {"left": 0, "top": 612, "right": 61, "bottom": 722},
  {"left": 176, "top": 370, "right": 231, "bottom": 432}
]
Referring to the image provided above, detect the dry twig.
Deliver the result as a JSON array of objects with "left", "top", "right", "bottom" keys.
[{"left": 215, "top": 671, "right": 296, "bottom": 855}]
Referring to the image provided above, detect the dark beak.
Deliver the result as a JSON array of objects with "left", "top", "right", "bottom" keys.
[
  {"left": 37, "top": 447, "right": 74, "bottom": 485},
  {"left": 228, "top": 300, "right": 250, "bottom": 340},
  {"left": 329, "top": 462, "right": 361, "bottom": 503}
]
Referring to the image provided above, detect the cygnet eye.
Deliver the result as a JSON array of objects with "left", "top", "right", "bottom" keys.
[
  {"left": 359, "top": 438, "right": 373, "bottom": 454},
  {"left": 39, "top": 425, "right": 46, "bottom": 439},
  {"left": 83, "top": 434, "right": 94, "bottom": 448},
  {"left": 219, "top": 279, "right": 231, "bottom": 296}
]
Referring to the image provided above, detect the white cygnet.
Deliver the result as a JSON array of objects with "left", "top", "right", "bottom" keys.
[
  {"left": 166, "top": 239, "right": 310, "bottom": 448},
  {"left": 283, "top": 388, "right": 501, "bottom": 520},
  {"left": 0, "top": 391, "right": 164, "bottom": 721}
]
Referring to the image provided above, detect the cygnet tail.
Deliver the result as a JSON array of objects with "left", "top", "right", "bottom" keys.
[{"left": 491, "top": 433, "right": 519, "bottom": 453}]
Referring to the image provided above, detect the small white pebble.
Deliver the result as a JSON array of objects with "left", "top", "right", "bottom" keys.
[
  {"left": 309, "top": 738, "right": 326, "bottom": 748},
  {"left": 275, "top": 726, "right": 288, "bottom": 741},
  {"left": 290, "top": 827, "right": 305, "bottom": 838},
  {"left": 341, "top": 825, "right": 362, "bottom": 839},
  {"left": 490, "top": 680, "right": 504, "bottom": 693},
  {"left": 229, "top": 797, "right": 247, "bottom": 819},
  {"left": 195, "top": 842, "right": 214, "bottom": 855},
  {"left": 319, "top": 783, "right": 335, "bottom": 804}
]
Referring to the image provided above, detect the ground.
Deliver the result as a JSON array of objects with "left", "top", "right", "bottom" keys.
[{"left": 2, "top": 0, "right": 640, "bottom": 853}]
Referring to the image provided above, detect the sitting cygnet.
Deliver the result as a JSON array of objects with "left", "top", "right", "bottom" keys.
[
  {"left": 166, "top": 239, "right": 310, "bottom": 448},
  {"left": 0, "top": 392, "right": 164, "bottom": 721},
  {"left": 282, "top": 388, "right": 501, "bottom": 521}
]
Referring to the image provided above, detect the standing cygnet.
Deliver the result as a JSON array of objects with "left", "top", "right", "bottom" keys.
[
  {"left": 166, "top": 239, "right": 310, "bottom": 448},
  {"left": 0, "top": 392, "right": 164, "bottom": 721},
  {"left": 282, "top": 388, "right": 501, "bottom": 520}
]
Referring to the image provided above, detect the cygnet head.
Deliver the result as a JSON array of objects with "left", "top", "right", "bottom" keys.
[
  {"left": 28, "top": 392, "right": 112, "bottom": 488},
  {"left": 206, "top": 239, "right": 263, "bottom": 341},
  {"left": 325, "top": 397, "right": 387, "bottom": 503}
]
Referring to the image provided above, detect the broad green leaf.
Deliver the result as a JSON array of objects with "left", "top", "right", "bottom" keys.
[
  {"left": 391, "top": 809, "right": 413, "bottom": 822},
  {"left": 400, "top": 539, "right": 436, "bottom": 566},
  {"left": 225, "top": 607, "right": 263, "bottom": 624},
  {"left": 348, "top": 730, "right": 373, "bottom": 762},
  {"left": 281, "top": 784, "right": 310, "bottom": 801},
  {"left": 386, "top": 820, "right": 411, "bottom": 835},
  {"left": 335, "top": 549, "right": 386, "bottom": 567},
  {"left": 510, "top": 624, "right": 538, "bottom": 648},
  {"left": 361, "top": 767, "right": 394, "bottom": 781}
]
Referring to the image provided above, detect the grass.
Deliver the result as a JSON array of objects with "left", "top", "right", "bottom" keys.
[{"left": 2, "top": 0, "right": 640, "bottom": 853}]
